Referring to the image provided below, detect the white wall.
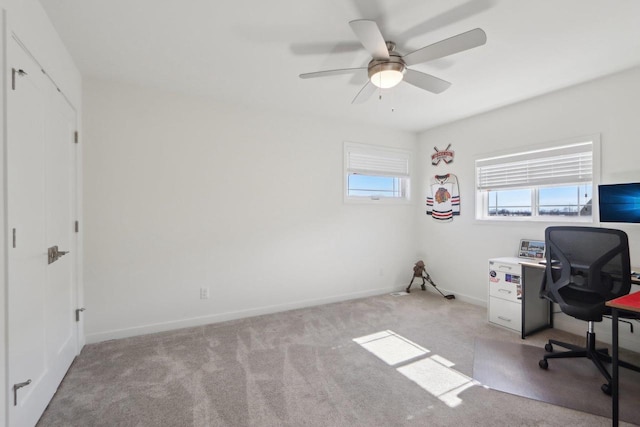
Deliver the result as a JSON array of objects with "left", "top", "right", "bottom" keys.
[
  {"left": 417, "top": 66, "right": 640, "bottom": 349},
  {"left": 83, "top": 78, "right": 417, "bottom": 342}
]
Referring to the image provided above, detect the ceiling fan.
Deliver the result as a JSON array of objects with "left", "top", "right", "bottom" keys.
[{"left": 299, "top": 20, "right": 487, "bottom": 103}]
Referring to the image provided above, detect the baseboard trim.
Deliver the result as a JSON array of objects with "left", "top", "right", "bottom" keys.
[
  {"left": 427, "top": 289, "right": 486, "bottom": 307},
  {"left": 85, "top": 286, "right": 399, "bottom": 344}
]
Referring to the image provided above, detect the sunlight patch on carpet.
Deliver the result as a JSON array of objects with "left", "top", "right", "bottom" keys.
[
  {"left": 353, "top": 330, "right": 429, "bottom": 366},
  {"left": 398, "top": 357, "right": 478, "bottom": 408},
  {"left": 354, "top": 330, "right": 479, "bottom": 408}
]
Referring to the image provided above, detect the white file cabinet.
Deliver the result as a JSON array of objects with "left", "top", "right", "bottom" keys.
[
  {"left": 488, "top": 257, "right": 551, "bottom": 338},
  {"left": 488, "top": 257, "right": 523, "bottom": 333}
]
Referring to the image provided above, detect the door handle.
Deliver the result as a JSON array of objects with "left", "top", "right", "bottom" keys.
[{"left": 48, "top": 245, "right": 70, "bottom": 264}]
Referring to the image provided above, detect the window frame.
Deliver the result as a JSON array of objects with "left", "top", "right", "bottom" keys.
[
  {"left": 474, "top": 134, "right": 600, "bottom": 222},
  {"left": 343, "top": 141, "right": 412, "bottom": 204}
]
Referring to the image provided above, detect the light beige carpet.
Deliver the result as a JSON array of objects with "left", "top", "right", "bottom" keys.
[{"left": 37, "top": 291, "right": 636, "bottom": 426}]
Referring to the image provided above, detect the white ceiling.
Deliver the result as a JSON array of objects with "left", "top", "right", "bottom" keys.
[{"left": 38, "top": 0, "right": 640, "bottom": 133}]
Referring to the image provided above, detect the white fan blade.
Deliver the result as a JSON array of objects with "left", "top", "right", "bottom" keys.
[
  {"left": 403, "top": 69, "right": 451, "bottom": 94},
  {"left": 403, "top": 28, "right": 487, "bottom": 66},
  {"left": 352, "top": 81, "right": 377, "bottom": 104},
  {"left": 349, "top": 19, "right": 389, "bottom": 60},
  {"left": 299, "top": 67, "right": 366, "bottom": 79}
]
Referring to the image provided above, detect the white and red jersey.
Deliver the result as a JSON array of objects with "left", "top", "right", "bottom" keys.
[{"left": 426, "top": 174, "right": 460, "bottom": 222}]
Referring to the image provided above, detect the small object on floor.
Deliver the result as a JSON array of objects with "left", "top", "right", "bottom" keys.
[
  {"left": 406, "top": 260, "right": 455, "bottom": 299},
  {"left": 390, "top": 291, "right": 409, "bottom": 297}
]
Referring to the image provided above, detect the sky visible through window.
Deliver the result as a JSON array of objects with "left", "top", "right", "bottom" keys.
[
  {"left": 348, "top": 174, "right": 402, "bottom": 197},
  {"left": 489, "top": 184, "right": 592, "bottom": 216},
  {"left": 349, "top": 175, "right": 591, "bottom": 217}
]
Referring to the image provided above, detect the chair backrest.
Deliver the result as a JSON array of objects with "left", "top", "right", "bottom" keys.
[{"left": 540, "top": 226, "right": 631, "bottom": 322}]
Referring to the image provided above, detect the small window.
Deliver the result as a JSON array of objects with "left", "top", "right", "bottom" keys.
[
  {"left": 475, "top": 136, "right": 598, "bottom": 221},
  {"left": 344, "top": 142, "right": 411, "bottom": 202}
]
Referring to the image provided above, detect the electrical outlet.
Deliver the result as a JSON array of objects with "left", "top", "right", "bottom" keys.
[{"left": 200, "top": 287, "right": 210, "bottom": 299}]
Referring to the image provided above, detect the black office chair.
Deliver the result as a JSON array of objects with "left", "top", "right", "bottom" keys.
[{"left": 538, "top": 226, "right": 640, "bottom": 395}]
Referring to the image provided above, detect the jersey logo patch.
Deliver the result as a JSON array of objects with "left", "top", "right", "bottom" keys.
[{"left": 435, "top": 187, "right": 451, "bottom": 204}]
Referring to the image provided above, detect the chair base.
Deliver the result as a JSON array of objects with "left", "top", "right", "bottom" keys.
[{"left": 539, "top": 330, "right": 640, "bottom": 395}]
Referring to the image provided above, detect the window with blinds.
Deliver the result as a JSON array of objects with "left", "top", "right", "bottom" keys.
[
  {"left": 475, "top": 136, "right": 599, "bottom": 221},
  {"left": 476, "top": 142, "right": 592, "bottom": 190},
  {"left": 344, "top": 142, "right": 411, "bottom": 202}
]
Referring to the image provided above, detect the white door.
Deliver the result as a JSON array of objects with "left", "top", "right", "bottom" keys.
[{"left": 7, "top": 36, "right": 79, "bottom": 427}]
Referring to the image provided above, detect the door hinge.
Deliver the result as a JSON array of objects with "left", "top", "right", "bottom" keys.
[
  {"left": 75, "top": 308, "right": 86, "bottom": 322},
  {"left": 13, "top": 379, "right": 31, "bottom": 406},
  {"left": 74, "top": 131, "right": 79, "bottom": 144},
  {"left": 12, "top": 228, "right": 16, "bottom": 248},
  {"left": 75, "top": 220, "right": 79, "bottom": 233}
]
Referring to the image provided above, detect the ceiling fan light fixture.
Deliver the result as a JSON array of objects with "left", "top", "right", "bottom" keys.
[
  {"left": 369, "top": 62, "right": 404, "bottom": 89},
  {"left": 300, "top": 20, "right": 485, "bottom": 103}
]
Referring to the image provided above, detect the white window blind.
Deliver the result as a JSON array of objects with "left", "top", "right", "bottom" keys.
[
  {"left": 346, "top": 145, "right": 409, "bottom": 177},
  {"left": 476, "top": 141, "right": 593, "bottom": 190}
]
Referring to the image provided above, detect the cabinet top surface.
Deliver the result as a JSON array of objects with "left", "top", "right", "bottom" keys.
[{"left": 489, "top": 257, "right": 523, "bottom": 264}]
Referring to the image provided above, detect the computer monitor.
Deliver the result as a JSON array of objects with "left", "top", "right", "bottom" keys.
[{"left": 598, "top": 183, "right": 640, "bottom": 223}]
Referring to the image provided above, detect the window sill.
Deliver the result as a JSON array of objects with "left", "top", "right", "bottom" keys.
[
  {"left": 344, "top": 197, "right": 412, "bottom": 205},
  {"left": 474, "top": 215, "right": 593, "bottom": 224}
]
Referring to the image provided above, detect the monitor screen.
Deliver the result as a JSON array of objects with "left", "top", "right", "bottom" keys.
[
  {"left": 598, "top": 183, "right": 640, "bottom": 223},
  {"left": 518, "top": 239, "right": 545, "bottom": 259}
]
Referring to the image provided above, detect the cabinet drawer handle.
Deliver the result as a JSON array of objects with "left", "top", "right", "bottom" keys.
[
  {"left": 498, "top": 316, "right": 512, "bottom": 322},
  {"left": 498, "top": 289, "right": 512, "bottom": 294},
  {"left": 498, "top": 265, "right": 512, "bottom": 270}
]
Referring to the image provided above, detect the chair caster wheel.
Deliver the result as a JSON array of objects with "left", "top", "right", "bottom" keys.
[
  {"left": 601, "top": 383, "right": 612, "bottom": 395},
  {"left": 545, "top": 343, "right": 553, "bottom": 352},
  {"left": 421, "top": 285, "right": 426, "bottom": 291},
  {"left": 539, "top": 359, "right": 548, "bottom": 369},
  {"left": 405, "top": 288, "right": 411, "bottom": 293}
]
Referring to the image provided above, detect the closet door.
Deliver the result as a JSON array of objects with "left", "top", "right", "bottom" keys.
[{"left": 7, "top": 36, "right": 79, "bottom": 427}]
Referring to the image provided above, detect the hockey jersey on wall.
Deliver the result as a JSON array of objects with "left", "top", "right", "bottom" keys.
[{"left": 426, "top": 173, "right": 460, "bottom": 222}]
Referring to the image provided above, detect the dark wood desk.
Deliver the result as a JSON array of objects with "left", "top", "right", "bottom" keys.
[{"left": 606, "top": 290, "right": 640, "bottom": 427}]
